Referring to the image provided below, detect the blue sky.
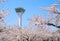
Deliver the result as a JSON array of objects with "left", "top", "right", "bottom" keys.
[{"left": 0, "top": 0, "right": 60, "bottom": 30}]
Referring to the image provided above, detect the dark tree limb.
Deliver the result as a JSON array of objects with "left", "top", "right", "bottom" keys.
[{"left": 46, "top": 23, "right": 60, "bottom": 28}]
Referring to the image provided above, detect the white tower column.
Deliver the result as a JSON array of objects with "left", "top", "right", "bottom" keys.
[{"left": 18, "top": 14, "right": 22, "bottom": 27}]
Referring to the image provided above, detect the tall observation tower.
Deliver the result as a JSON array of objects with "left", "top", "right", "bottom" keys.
[{"left": 15, "top": 7, "right": 25, "bottom": 28}]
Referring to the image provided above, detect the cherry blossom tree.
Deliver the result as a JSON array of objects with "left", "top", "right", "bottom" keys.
[{"left": 0, "top": 1, "right": 60, "bottom": 41}]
